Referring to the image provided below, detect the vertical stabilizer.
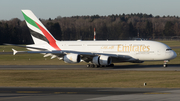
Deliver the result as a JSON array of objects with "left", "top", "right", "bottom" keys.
[{"left": 21, "top": 10, "right": 61, "bottom": 50}]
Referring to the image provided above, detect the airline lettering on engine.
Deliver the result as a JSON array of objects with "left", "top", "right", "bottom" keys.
[{"left": 117, "top": 44, "right": 150, "bottom": 52}]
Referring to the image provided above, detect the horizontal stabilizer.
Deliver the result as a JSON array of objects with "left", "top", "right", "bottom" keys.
[
  {"left": 12, "top": 49, "right": 63, "bottom": 55},
  {"left": 5, "top": 44, "right": 47, "bottom": 50},
  {"left": 12, "top": 48, "right": 18, "bottom": 55},
  {"left": 12, "top": 48, "right": 28, "bottom": 55}
]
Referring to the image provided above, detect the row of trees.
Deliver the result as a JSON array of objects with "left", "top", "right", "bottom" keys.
[{"left": 0, "top": 13, "right": 180, "bottom": 44}]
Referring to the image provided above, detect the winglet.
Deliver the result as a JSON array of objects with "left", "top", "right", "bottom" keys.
[{"left": 12, "top": 48, "right": 18, "bottom": 55}]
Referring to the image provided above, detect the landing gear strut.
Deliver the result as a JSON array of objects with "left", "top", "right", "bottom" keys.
[{"left": 163, "top": 60, "right": 169, "bottom": 67}]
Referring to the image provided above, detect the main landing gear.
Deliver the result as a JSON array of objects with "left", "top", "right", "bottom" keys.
[
  {"left": 86, "top": 64, "right": 114, "bottom": 68},
  {"left": 163, "top": 60, "right": 169, "bottom": 67},
  {"left": 86, "top": 64, "right": 98, "bottom": 68}
]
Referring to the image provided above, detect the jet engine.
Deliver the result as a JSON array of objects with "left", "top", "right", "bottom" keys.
[
  {"left": 63, "top": 53, "right": 81, "bottom": 63},
  {"left": 92, "top": 55, "right": 112, "bottom": 65}
]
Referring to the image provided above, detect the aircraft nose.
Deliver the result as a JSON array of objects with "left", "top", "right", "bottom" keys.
[{"left": 171, "top": 50, "right": 177, "bottom": 59}]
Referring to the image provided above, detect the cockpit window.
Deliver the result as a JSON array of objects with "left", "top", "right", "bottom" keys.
[{"left": 166, "top": 49, "right": 172, "bottom": 51}]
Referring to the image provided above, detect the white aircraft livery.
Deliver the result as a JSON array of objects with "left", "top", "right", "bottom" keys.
[{"left": 12, "top": 10, "right": 177, "bottom": 67}]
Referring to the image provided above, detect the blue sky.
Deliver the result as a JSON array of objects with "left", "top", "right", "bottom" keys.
[{"left": 0, "top": 0, "right": 180, "bottom": 20}]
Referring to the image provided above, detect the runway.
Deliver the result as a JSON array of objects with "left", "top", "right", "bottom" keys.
[
  {"left": 0, "top": 64, "right": 180, "bottom": 71},
  {"left": 0, "top": 87, "right": 180, "bottom": 101}
]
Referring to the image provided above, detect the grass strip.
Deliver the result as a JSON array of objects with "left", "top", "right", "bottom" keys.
[{"left": 0, "top": 70, "right": 180, "bottom": 88}]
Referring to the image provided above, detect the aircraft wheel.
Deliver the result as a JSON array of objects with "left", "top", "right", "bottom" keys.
[
  {"left": 109, "top": 64, "right": 114, "bottom": 67},
  {"left": 94, "top": 65, "right": 98, "bottom": 68},
  {"left": 87, "top": 64, "right": 90, "bottom": 68},
  {"left": 91, "top": 64, "right": 95, "bottom": 68},
  {"left": 163, "top": 60, "right": 168, "bottom": 68},
  {"left": 163, "top": 64, "right": 167, "bottom": 68},
  {"left": 96, "top": 65, "right": 100, "bottom": 68}
]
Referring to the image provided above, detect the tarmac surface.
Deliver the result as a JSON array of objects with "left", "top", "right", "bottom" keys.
[
  {"left": 0, "top": 87, "right": 180, "bottom": 101},
  {"left": 0, "top": 64, "right": 180, "bottom": 71},
  {"left": 0, "top": 64, "right": 180, "bottom": 101}
]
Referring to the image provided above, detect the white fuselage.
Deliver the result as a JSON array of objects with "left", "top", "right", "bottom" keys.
[{"left": 50, "top": 40, "right": 177, "bottom": 61}]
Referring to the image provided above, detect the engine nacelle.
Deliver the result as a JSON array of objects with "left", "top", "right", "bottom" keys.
[
  {"left": 92, "top": 55, "right": 112, "bottom": 65},
  {"left": 63, "top": 53, "right": 81, "bottom": 63}
]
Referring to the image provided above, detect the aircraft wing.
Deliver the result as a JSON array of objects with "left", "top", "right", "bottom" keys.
[{"left": 12, "top": 49, "right": 137, "bottom": 62}]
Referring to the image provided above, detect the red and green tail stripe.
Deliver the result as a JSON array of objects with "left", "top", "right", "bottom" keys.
[{"left": 22, "top": 12, "right": 61, "bottom": 50}]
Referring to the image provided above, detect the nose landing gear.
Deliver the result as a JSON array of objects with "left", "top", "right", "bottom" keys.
[{"left": 163, "top": 60, "right": 169, "bottom": 67}]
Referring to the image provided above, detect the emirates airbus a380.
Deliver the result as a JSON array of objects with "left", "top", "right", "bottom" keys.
[{"left": 12, "top": 10, "right": 177, "bottom": 67}]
